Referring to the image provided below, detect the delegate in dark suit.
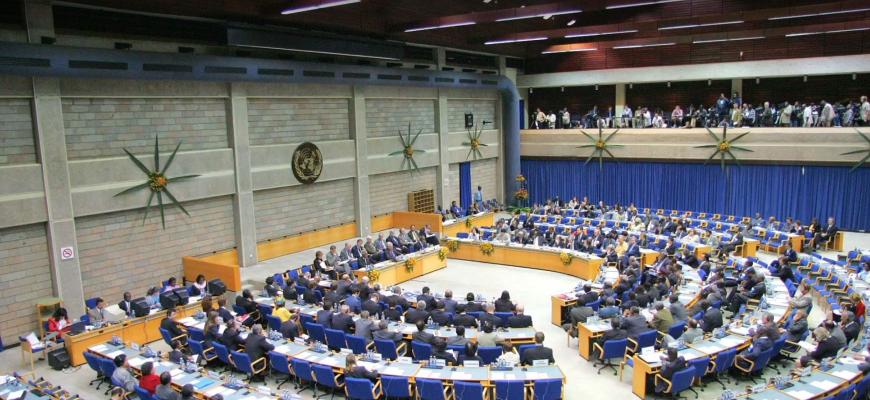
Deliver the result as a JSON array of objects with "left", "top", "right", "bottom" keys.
[
  {"left": 244, "top": 330, "right": 275, "bottom": 362},
  {"left": 404, "top": 307, "right": 430, "bottom": 325},
  {"left": 508, "top": 314, "right": 533, "bottom": 328},
  {"left": 621, "top": 314, "right": 649, "bottom": 338},
  {"left": 701, "top": 307, "right": 723, "bottom": 333},
  {"left": 521, "top": 345, "right": 554, "bottom": 365},
  {"left": 332, "top": 312, "right": 354, "bottom": 333}
]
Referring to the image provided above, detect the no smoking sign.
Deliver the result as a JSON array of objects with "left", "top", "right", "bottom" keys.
[{"left": 60, "top": 246, "right": 75, "bottom": 260}]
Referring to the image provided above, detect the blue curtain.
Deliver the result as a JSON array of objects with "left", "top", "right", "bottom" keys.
[
  {"left": 459, "top": 162, "right": 472, "bottom": 209},
  {"left": 521, "top": 158, "right": 870, "bottom": 231}
]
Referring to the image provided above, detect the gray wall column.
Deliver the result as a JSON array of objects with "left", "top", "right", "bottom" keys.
[
  {"left": 27, "top": 0, "right": 85, "bottom": 317},
  {"left": 227, "top": 83, "right": 258, "bottom": 267},
  {"left": 731, "top": 79, "right": 743, "bottom": 97},
  {"left": 350, "top": 86, "right": 372, "bottom": 236},
  {"left": 32, "top": 77, "right": 86, "bottom": 318},
  {"left": 435, "top": 89, "right": 451, "bottom": 209}
]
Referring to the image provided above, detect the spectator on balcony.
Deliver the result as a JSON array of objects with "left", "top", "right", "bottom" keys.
[{"left": 671, "top": 105, "right": 684, "bottom": 128}]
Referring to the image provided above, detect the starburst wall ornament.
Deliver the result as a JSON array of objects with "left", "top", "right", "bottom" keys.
[
  {"left": 114, "top": 136, "right": 199, "bottom": 229},
  {"left": 695, "top": 126, "right": 753, "bottom": 170},
  {"left": 577, "top": 125, "right": 623, "bottom": 170},
  {"left": 841, "top": 129, "right": 870, "bottom": 172},
  {"left": 389, "top": 122, "right": 427, "bottom": 173},
  {"left": 463, "top": 122, "right": 489, "bottom": 160}
]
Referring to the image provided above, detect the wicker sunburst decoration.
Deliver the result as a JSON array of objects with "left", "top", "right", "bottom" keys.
[
  {"left": 841, "top": 129, "right": 870, "bottom": 172},
  {"left": 463, "top": 122, "right": 489, "bottom": 160},
  {"left": 114, "top": 136, "right": 200, "bottom": 229},
  {"left": 389, "top": 122, "right": 427, "bottom": 173},
  {"left": 577, "top": 125, "right": 623, "bottom": 170},
  {"left": 695, "top": 126, "right": 753, "bottom": 170}
]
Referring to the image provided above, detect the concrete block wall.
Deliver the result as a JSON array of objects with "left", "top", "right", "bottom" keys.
[
  {"left": 448, "top": 99, "right": 497, "bottom": 132},
  {"left": 75, "top": 196, "right": 235, "bottom": 302},
  {"left": 247, "top": 98, "right": 350, "bottom": 146},
  {"left": 61, "top": 98, "right": 229, "bottom": 159},
  {"left": 365, "top": 99, "right": 436, "bottom": 139},
  {"left": 369, "top": 167, "right": 437, "bottom": 216},
  {"left": 0, "top": 99, "right": 36, "bottom": 165},
  {"left": 0, "top": 73, "right": 503, "bottom": 339},
  {"left": 0, "top": 223, "right": 52, "bottom": 340},
  {"left": 471, "top": 158, "right": 498, "bottom": 202},
  {"left": 253, "top": 178, "right": 355, "bottom": 241}
]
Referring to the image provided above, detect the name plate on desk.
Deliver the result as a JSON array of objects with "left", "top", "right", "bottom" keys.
[
  {"left": 463, "top": 360, "right": 480, "bottom": 367},
  {"left": 397, "top": 356, "right": 412, "bottom": 364},
  {"left": 532, "top": 359, "right": 548, "bottom": 367}
]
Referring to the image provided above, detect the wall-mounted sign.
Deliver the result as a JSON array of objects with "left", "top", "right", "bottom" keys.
[{"left": 292, "top": 142, "right": 323, "bottom": 184}]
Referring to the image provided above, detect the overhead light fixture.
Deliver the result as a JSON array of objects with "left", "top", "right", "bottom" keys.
[
  {"left": 405, "top": 21, "right": 476, "bottom": 32},
  {"left": 659, "top": 20, "right": 743, "bottom": 30},
  {"left": 785, "top": 27, "right": 869, "bottom": 37},
  {"left": 613, "top": 42, "right": 675, "bottom": 49},
  {"left": 560, "top": 86, "right": 564, "bottom": 92},
  {"left": 529, "top": 88, "right": 533, "bottom": 93},
  {"left": 595, "top": 84, "right": 599, "bottom": 90},
  {"left": 233, "top": 44, "right": 399, "bottom": 60},
  {"left": 281, "top": 0, "right": 360, "bottom": 15},
  {"left": 565, "top": 30, "right": 638, "bottom": 38},
  {"left": 541, "top": 48, "right": 597, "bottom": 54},
  {"left": 485, "top": 37, "right": 548, "bottom": 45},
  {"left": 768, "top": 7, "right": 870, "bottom": 20},
  {"left": 693, "top": 36, "right": 765, "bottom": 44},
  {"left": 567, "top": 19, "right": 576, "bottom": 26},
  {"left": 667, "top": 81, "right": 671, "bottom": 87},
  {"left": 606, "top": 0, "right": 684, "bottom": 10},
  {"left": 755, "top": 78, "right": 760, "bottom": 84},
  {"left": 496, "top": 9, "right": 581, "bottom": 22},
  {"left": 629, "top": 83, "right": 633, "bottom": 89}
]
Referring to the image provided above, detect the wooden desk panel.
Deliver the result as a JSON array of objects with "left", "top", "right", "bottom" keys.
[
  {"left": 577, "top": 324, "right": 597, "bottom": 360},
  {"left": 740, "top": 239, "right": 759, "bottom": 258},
  {"left": 442, "top": 213, "right": 495, "bottom": 238},
  {"left": 65, "top": 323, "right": 124, "bottom": 367},
  {"left": 447, "top": 242, "right": 603, "bottom": 281},
  {"left": 353, "top": 251, "right": 446, "bottom": 287},
  {"left": 551, "top": 296, "right": 572, "bottom": 327}
]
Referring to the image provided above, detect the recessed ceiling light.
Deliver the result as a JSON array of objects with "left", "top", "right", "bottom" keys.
[
  {"left": 613, "top": 42, "right": 675, "bottom": 49},
  {"left": 281, "top": 0, "right": 360, "bottom": 15},
  {"left": 541, "top": 48, "right": 597, "bottom": 54},
  {"left": 405, "top": 21, "right": 477, "bottom": 32},
  {"left": 485, "top": 37, "right": 549, "bottom": 45},
  {"left": 768, "top": 7, "right": 870, "bottom": 20},
  {"left": 567, "top": 19, "right": 576, "bottom": 26}
]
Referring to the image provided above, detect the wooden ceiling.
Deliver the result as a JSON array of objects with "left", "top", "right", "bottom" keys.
[{"left": 31, "top": 0, "right": 870, "bottom": 70}]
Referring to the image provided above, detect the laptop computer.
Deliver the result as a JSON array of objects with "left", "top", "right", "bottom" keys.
[{"left": 68, "top": 321, "right": 86, "bottom": 335}]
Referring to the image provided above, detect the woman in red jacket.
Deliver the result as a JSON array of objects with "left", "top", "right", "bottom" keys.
[
  {"left": 138, "top": 361, "right": 160, "bottom": 394},
  {"left": 47, "top": 307, "right": 71, "bottom": 338}
]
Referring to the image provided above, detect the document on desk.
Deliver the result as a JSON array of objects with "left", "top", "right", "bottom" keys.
[
  {"left": 169, "top": 369, "right": 184, "bottom": 377},
  {"left": 381, "top": 366, "right": 404, "bottom": 376},
  {"left": 415, "top": 369, "right": 434, "bottom": 378},
  {"left": 451, "top": 372, "right": 473, "bottom": 380},
  {"left": 784, "top": 389, "right": 815, "bottom": 400},
  {"left": 106, "top": 350, "right": 125, "bottom": 359},
  {"left": 90, "top": 344, "right": 110, "bottom": 353},
  {"left": 718, "top": 336, "right": 745, "bottom": 347},
  {"left": 525, "top": 372, "right": 546, "bottom": 380},
  {"left": 809, "top": 380, "right": 839, "bottom": 391},
  {"left": 830, "top": 369, "right": 859, "bottom": 380}
]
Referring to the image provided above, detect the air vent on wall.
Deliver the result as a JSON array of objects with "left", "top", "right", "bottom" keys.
[
  {"left": 459, "top": 79, "right": 477, "bottom": 84},
  {"left": 204, "top": 66, "right": 246, "bottom": 74},
  {"left": 343, "top": 72, "right": 370, "bottom": 79},
  {"left": 435, "top": 77, "right": 454, "bottom": 83},
  {"left": 0, "top": 57, "right": 50, "bottom": 67},
  {"left": 408, "top": 76, "right": 430, "bottom": 82},
  {"left": 257, "top": 68, "right": 294, "bottom": 76},
  {"left": 68, "top": 60, "right": 127, "bottom": 70},
  {"left": 143, "top": 63, "right": 193, "bottom": 73},
  {"left": 303, "top": 70, "right": 335, "bottom": 78},
  {"left": 377, "top": 74, "right": 402, "bottom": 81}
]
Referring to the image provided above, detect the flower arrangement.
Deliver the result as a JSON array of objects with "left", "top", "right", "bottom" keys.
[
  {"left": 515, "top": 174, "right": 526, "bottom": 183},
  {"left": 367, "top": 269, "right": 380, "bottom": 282},
  {"left": 480, "top": 242, "right": 495, "bottom": 256},
  {"left": 465, "top": 218, "right": 473, "bottom": 229},
  {"left": 514, "top": 188, "right": 529, "bottom": 201},
  {"left": 560, "top": 252, "right": 573, "bottom": 266},
  {"left": 438, "top": 248, "right": 447, "bottom": 261},
  {"left": 405, "top": 257, "right": 417, "bottom": 273},
  {"left": 447, "top": 240, "right": 460, "bottom": 252}
]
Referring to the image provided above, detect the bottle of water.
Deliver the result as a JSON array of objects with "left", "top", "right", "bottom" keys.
[{"left": 429, "top": 355, "right": 436, "bottom": 367}]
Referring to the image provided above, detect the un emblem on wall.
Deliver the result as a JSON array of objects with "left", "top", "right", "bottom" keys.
[{"left": 292, "top": 142, "right": 322, "bottom": 184}]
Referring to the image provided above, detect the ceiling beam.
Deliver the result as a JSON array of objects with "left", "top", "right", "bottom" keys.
[
  {"left": 479, "top": 0, "right": 868, "bottom": 46},
  {"left": 539, "top": 19, "right": 870, "bottom": 53},
  {"left": 518, "top": 53, "right": 870, "bottom": 88}
]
